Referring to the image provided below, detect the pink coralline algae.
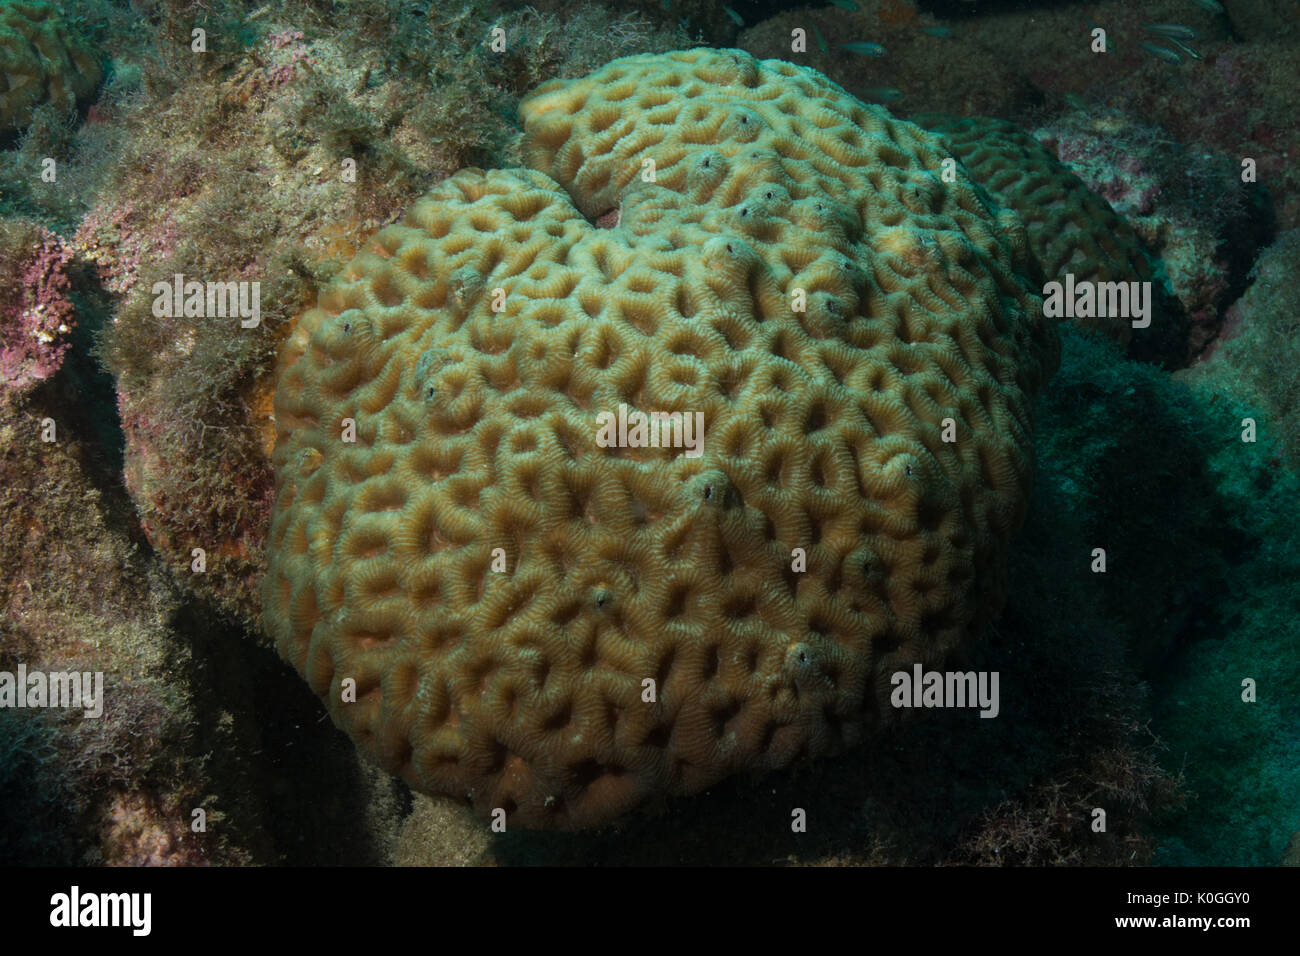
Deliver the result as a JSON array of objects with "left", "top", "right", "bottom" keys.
[
  {"left": 74, "top": 201, "right": 180, "bottom": 297},
  {"left": 1034, "top": 111, "right": 1256, "bottom": 355},
  {"left": 100, "top": 791, "right": 209, "bottom": 866},
  {"left": 261, "top": 29, "right": 316, "bottom": 89},
  {"left": 0, "top": 224, "right": 76, "bottom": 398},
  {"left": 268, "top": 29, "right": 305, "bottom": 50}
]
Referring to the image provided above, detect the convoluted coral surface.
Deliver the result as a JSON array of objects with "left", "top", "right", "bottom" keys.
[
  {"left": 263, "top": 49, "right": 1058, "bottom": 828},
  {"left": 916, "top": 115, "right": 1189, "bottom": 364},
  {"left": 0, "top": 0, "right": 101, "bottom": 132}
]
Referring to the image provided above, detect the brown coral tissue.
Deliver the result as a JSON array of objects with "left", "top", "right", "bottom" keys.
[
  {"left": 263, "top": 49, "right": 1059, "bottom": 829},
  {"left": 0, "top": 0, "right": 102, "bottom": 132}
]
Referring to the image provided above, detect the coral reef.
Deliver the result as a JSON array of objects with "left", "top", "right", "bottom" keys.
[
  {"left": 264, "top": 48, "right": 1057, "bottom": 829},
  {"left": 0, "top": 370, "right": 417, "bottom": 865},
  {"left": 1026, "top": 326, "right": 1300, "bottom": 868},
  {"left": 946, "top": 0, "right": 1300, "bottom": 231},
  {"left": 83, "top": 23, "right": 446, "bottom": 629},
  {"left": 353, "top": 325, "right": 1300, "bottom": 866},
  {"left": 0, "top": 390, "right": 219, "bottom": 864},
  {"left": 0, "top": 0, "right": 1294, "bottom": 868},
  {"left": 84, "top": 1, "right": 684, "bottom": 629},
  {"left": 1033, "top": 109, "right": 1263, "bottom": 355},
  {"left": 0, "top": 0, "right": 102, "bottom": 132},
  {"left": 0, "top": 218, "right": 75, "bottom": 396},
  {"left": 1144, "top": 405, "right": 1300, "bottom": 866},
  {"left": 390, "top": 332, "right": 1194, "bottom": 860},
  {"left": 916, "top": 114, "right": 1191, "bottom": 366},
  {"left": 737, "top": 0, "right": 1032, "bottom": 119},
  {"left": 1178, "top": 230, "right": 1300, "bottom": 469},
  {"left": 948, "top": 321, "right": 1297, "bottom": 867}
]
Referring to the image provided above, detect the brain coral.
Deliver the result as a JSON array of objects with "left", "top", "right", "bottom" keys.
[
  {"left": 914, "top": 115, "right": 1189, "bottom": 365},
  {"left": 263, "top": 49, "right": 1058, "bottom": 828},
  {"left": 0, "top": 1, "right": 101, "bottom": 132}
]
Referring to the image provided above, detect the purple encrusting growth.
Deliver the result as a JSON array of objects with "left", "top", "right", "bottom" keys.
[{"left": 0, "top": 222, "right": 76, "bottom": 397}]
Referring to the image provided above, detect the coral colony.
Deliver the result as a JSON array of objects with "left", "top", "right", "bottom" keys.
[
  {"left": 0, "top": 0, "right": 1297, "bottom": 869},
  {"left": 264, "top": 48, "right": 1054, "bottom": 827}
]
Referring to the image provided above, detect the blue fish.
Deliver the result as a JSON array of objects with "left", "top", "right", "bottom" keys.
[
  {"left": 829, "top": 0, "right": 860, "bottom": 10},
  {"left": 1142, "top": 23, "right": 1198, "bottom": 40},
  {"left": 1189, "top": 0, "right": 1225, "bottom": 14},
  {"left": 842, "top": 41, "right": 887, "bottom": 57},
  {"left": 920, "top": 26, "right": 953, "bottom": 38},
  {"left": 812, "top": 24, "right": 829, "bottom": 54},
  {"left": 1140, "top": 42, "right": 1184, "bottom": 64},
  {"left": 723, "top": 6, "right": 744, "bottom": 26}
]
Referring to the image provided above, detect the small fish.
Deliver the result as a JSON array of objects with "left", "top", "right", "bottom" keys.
[
  {"left": 842, "top": 41, "right": 887, "bottom": 57},
  {"left": 862, "top": 86, "right": 904, "bottom": 102},
  {"left": 1189, "top": 0, "right": 1225, "bottom": 14},
  {"left": 1140, "top": 42, "right": 1184, "bottom": 64},
  {"left": 723, "top": 5, "right": 744, "bottom": 26},
  {"left": 1169, "top": 37, "right": 1202, "bottom": 60},
  {"left": 811, "top": 23, "right": 829, "bottom": 54},
  {"left": 660, "top": 0, "right": 671, "bottom": 10},
  {"left": 1064, "top": 93, "right": 1088, "bottom": 110},
  {"left": 920, "top": 26, "right": 953, "bottom": 38},
  {"left": 829, "top": 0, "right": 860, "bottom": 10},
  {"left": 1142, "top": 23, "right": 1198, "bottom": 40}
]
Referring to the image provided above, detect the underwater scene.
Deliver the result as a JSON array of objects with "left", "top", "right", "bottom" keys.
[{"left": 0, "top": 0, "right": 1297, "bottom": 872}]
